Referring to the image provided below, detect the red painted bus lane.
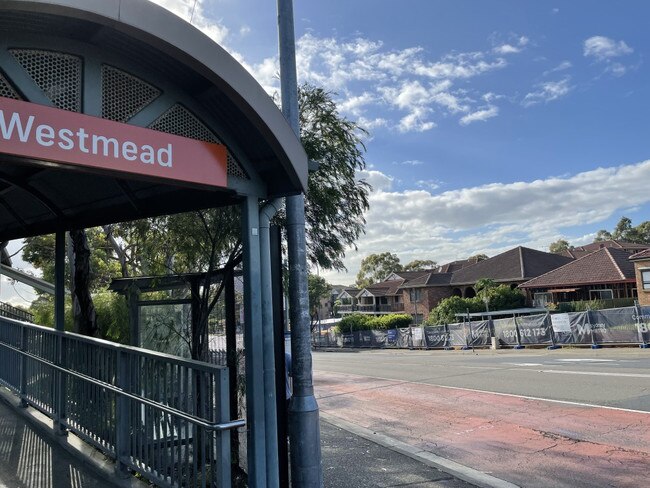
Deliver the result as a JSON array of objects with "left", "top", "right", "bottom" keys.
[{"left": 314, "top": 371, "right": 650, "bottom": 488}]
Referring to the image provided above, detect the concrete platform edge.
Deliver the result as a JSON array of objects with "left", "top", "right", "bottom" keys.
[
  {"left": 0, "top": 386, "right": 147, "bottom": 488},
  {"left": 320, "top": 411, "right": 520, "bottom": 488}
]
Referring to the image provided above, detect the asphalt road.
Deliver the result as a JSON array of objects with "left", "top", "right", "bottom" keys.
[
  {"left": 312, "top": 348, "right": 650, "bottom": 488},
  {"left": 313, "top": 348, "right": 650, "bottom": 411}
]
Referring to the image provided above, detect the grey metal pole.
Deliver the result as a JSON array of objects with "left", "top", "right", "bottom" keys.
[
  {"left": 277, "top": 0, "right": 323, "bottom": 486},
  {"left": 241, "top": 196, "right": 267, "bottom": 487},
  {"left": 54, "top": 230, "right": 67, "bottom": 435},
  {"left": 259, "top": 199, "right": 283, "bottom": 488}
]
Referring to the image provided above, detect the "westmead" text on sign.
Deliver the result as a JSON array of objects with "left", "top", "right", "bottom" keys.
[{"left": 0, "top": 97, "right": 227, "bottom": 188}]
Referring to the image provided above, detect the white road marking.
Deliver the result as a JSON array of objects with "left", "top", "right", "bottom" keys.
[
  {"left": 315, "top": 370, "right": 650, "bottom": 415},
  {"left": 540, "top": 370, "right": 650, "bottom": 378},
  {"left": 555, "top": 358, "right": 616, "bottom": 362},
  {"left": 503, "top": 362, "right": 543, "bottom": 367}
]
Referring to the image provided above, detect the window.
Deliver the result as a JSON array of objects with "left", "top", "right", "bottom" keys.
[
  {"left": 409, "top": 289, "right": 421, "bottom": 302},
  {"left": 642, "top": 270, "right": 650, "bottom": 290},
  {"left": 533, "top": 292, "right": 553, "bottom": 307},
  {"left": 589, "top": 289, "right": 613, "bottom": 300}
]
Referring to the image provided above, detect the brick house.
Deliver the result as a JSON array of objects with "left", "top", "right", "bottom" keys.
[
  {"left": 630, "top": 249, "right": 650, "bottom": 306},
  {"left": 398, "top": 247, "right": 570, "bottom": 322},
  {"left": 519, "top": 247, "right": 639, "bottom": 306}
]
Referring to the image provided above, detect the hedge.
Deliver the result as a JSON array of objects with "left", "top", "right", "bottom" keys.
[{"left": 335, "top": 313, "right": 413, "bottom": 334}]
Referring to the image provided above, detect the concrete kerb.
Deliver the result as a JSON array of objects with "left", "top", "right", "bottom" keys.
[
  {"left": 320, "top": 411, "right": 520, "bottom": 488},
  {"left": 0, "top": 386, "right": 147, "bottom": 488}
]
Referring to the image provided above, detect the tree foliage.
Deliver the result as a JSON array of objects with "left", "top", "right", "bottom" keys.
[
  {"left": 308, "top": 274, "right": 331, "bottom": 323},
  {"left": 549, "top": 239, "right": 571, "bottom": 254},
  {"left": 403, "top": 259, "right": 437, "bottom": 271},
  {"left": 468, "top": 254, "right": 489, "bottom": 261},
  {"left": 426, "top": 284, "right": 525, "bottom": 325},
  {"left": 356, "top": 252, "right": 403, "bottom": 288},
  {"left": 298, "top": 84, "right": 371, "bottom": 271},
  {"left": 594, "top": 216, "right": 650, "bottom": 244}
]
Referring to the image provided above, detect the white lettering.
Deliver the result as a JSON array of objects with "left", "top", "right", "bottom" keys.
[
  {"left": 157, "top": 144, "right": 173, "bottom": 167},
  {"left": 0, "top": 106, "right": 178, "bottom": 171},
  {"left": 76, "top": 128, "right": 89, "bottom": 153},
  {"left": 35, "top": 124, "right": 55, "bottom": 146},
  {"left": 92, "top": 135, "right": 119, "bottom": 158},
  {"left": 0, "top": 110, "right": 34, "bottom": 141},
  {"left": 122, "top": 141, "right": 137, "bottom": 161},
  {"left": 140, "top": 145, "right": 154, "bottom": 164},
  {"left": 58, "top": 129, "right": 74, "bottom": 150}
]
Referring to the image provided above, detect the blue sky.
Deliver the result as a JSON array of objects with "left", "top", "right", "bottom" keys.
[{"left": 4, "top": 0, "right": 650, "bottom": 303}]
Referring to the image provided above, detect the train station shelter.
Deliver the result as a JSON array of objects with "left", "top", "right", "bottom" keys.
[{"left": 0, "top": 0, "right": 307, "bottom": 485}]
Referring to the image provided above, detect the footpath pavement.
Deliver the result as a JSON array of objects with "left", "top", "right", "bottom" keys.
[
  {"left": 321, "top": 418, "right": 476, "bottom": 488},
  {"left": 0, "top": 395, "right": 111, "bottom": 488}
]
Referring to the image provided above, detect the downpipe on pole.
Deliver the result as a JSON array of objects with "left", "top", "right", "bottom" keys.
[
  {"left": 259, "top": 199, "right": 283, "bottom": 488},
  {"left": 278, "top": 0, "right": 324, "bottom": 486}
]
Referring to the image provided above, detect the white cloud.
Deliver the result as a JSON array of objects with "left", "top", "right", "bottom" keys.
[
  {"left": 493, "top": 35, "right": 529, "bottom": 55},
  {"left": 149, "top": 0, "right": 229, "bottom": 45},
  {"left": 459, "top": 105, "right": 499, "bottom": 125},
  {"left": 322, "top": 160, "right": 650, "bottom": 285},
  {"left": 522, "top": 78, "right": 572, "bottom": 107},
  {"left": 357, "top": 170, "right": 394, "bottom": 192},
  {"left": 416, "top": 180, "right": 442, "bottom": 191},
  {"left": 246, "top": 32, "right": 515, "bottom": 132},
  {"left": 397, "top": 160, "right": 424, "bottom": 166},
  {"left": 584, "top": 36, "right": 633, "bottom": 61},
  {"left": 543, "top": 60, "right": 572, "bottom": 76}
]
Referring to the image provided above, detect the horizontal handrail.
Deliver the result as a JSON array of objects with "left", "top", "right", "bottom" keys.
[
  {"left": 0, "top": 316, "right": 226, "bottom": 373},
  {"left": 0, "top": 341, "right": 245, "bottom": 432}
]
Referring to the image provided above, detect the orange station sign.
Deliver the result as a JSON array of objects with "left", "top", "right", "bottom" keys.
[{"left": 0, "top": 97, "right": 228, "bottom": 188}]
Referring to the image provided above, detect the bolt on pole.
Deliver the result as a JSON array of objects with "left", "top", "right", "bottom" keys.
[{"left": 277, "top": 0, "right": 323, "bottom": 486}]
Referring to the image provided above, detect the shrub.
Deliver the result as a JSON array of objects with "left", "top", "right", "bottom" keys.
[
  {"left": 335, "top": 313, "right": 414, "bottom": 333},
  {"left": 426, "top": 296, "right": 484, "bottom": 325},
  {"left": 335, "top": 313, "right": 371, "bottom": 334},
  {"left": 371, "top": 313, "right": 413, "bottom": 329}
]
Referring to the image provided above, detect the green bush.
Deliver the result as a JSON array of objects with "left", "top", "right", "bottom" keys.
[
  {"left": 335, "top": 313, "right": 371, "bottom": 334},
  {"left": 29, "top": 291, "right": 129, "bottom": 343},
  {"left": 93, "top": 291, "right": 129, "bottom": 343},
  {"left": 426, "top": 285, "right": 527, "bottom": 325},
  {"left": 426, "top": 296, "right": 485, "bottom": 325},
  {"left": 335, "top": 313, "right": 414, "bottom": 333},
  {"left": 368, "top": 313, "right": 413, "bottom": 330}
]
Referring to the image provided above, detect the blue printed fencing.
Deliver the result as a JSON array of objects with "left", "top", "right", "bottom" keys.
[{"left": 313, "top": 306, "right": 650, "bottom": 350}]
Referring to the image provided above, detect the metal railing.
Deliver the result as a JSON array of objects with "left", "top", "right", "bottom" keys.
[
  {"left": 0, "top": 301, "right": 33, "bottom": 322},
  {"left": 0, "top": 317, "right": 244, "bottom": 488}
]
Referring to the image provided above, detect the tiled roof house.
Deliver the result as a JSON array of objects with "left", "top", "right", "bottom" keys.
[{"left": 519, "top": 247, "right": 638, "bottom": 306}]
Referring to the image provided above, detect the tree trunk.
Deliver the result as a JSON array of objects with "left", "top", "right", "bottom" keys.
[{"left": 70, "top": 229, "right": 98, "bottom": 336}]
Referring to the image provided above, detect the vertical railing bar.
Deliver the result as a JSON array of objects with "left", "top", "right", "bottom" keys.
[
  {"left": 176, "top": 364, "right": 182, "bottom": 485},
  {"left": 20, "top": 324, "right": 28, "bottom": 407}
]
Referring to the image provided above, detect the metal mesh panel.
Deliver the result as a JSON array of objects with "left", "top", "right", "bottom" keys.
[
  {"left": 0, "top": 71, "right": 21, "bottom": 99},
  {"left": 149, "top": 104, "right": 249, "bottom": 179},
  {"left": 9, "top": 49, "right": 82, "bottom": 112},
  {"left": 101, "top": 65, "right": 160, "bottom": 122}
]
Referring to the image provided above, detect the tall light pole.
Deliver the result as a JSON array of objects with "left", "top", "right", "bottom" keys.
[{"left": 277, "top": 1, "right": 323, "bottom": 486}]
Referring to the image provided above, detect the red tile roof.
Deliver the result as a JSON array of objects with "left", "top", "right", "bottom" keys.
[
  {"left": 559, "top": 240, "right": 649, "bottom": 259},
  {"left": 630, "top": 249, "right": 650, "bottom": 260},
  {"left": 519, "top": 247, "right": 636, "bottom": 289}
]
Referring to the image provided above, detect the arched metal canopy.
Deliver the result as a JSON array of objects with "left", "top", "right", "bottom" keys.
[{"left": 0, "top": 0, "right": 308, "bottom": 240}]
